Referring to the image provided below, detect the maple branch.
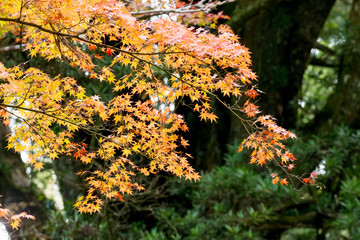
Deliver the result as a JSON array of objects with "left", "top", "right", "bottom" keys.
[
  {"left": 130, "top": 0, "right": 235, "bottom": 17},
  {"left": 0, "top": 103, "right": 85, "bottom": 128},
  {"left": 0, "top": 103, "right": 180, "bottom": 169},
  {"left": 0, "top": 17, "right": 186, "bottom": 57},
  {"left": 17, "top": 83, "right": 34, "bottom": 108},
  {"left": 131, "top": 8, "right": 203, "bottom": 17},
  {"left": 211, "top": 93, "right": 253, "bottom": 136},
  {"left": 119, "top": 44, "right": 255, "bottom": 139},
  {"left": 0, "top": 17, "right": 224, "bottom": 87},
  {"left": 5, "top": 109, "right": 51, "bottom": 149}
]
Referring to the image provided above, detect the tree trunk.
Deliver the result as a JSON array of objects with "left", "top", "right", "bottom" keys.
[
  {"left": 310, "top": 0, "right": 360, "bottom": 131},
  {"left": 227, "top": 0, "right": 335, "bottom": 134}
]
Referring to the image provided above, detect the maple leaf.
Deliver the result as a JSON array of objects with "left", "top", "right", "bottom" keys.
[
  {"left": 191, "top": 173, "right": 201, "bottom": 182},
  {"left": 242, "top": 101, "right": 260, "bottom": 118},
  {"left": 49, "top": 152, "right": 59, "bottom": 159},
  {"left": 245, "top": 88, "right": 259, "bottom": 99},
  {"left": 9, "top": 212, "right": 35, "bottom": 230},
  {"left": 122, "top": 149, "right": 132, "bottom": 157},
  {"left": 115, "top": 193, "right": 124, "bottom": 201},
  {"left": 0, "top": 208, "right": 10, "bottom": 218},
  {"left": 287, "top": 164, "right": 295, "bottom": 170},
  {"left": 11, "top": 219, "right": 20, "bottom": 230},
  {"left": 176, "top": 1, "right": 186, "bottom": 8},
  {"left": 139, "top": 168, "right": 150, "bottom": 176},
  {"left": 310, "top": 171, "right": 318, "bottom": 179},
  {"left": 105, "top": 48, "right": 114, "bottom": 56},
  {"left": 272, "top": 177, "right": 280, "bottom": 184},
  {"left": 280, "top": 178, "right": 289, "bottom": 186},
  {"left": 194, "top": 104, "right": 201, "bottom": 112},
  {"left": 34, "top": 162, "right": 44, "bottom": 171},
  {"left": 302, "top": 178, "right": 310, "bottom": 183}
]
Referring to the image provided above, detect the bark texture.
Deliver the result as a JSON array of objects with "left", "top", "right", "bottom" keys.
[
  {"left": 228, "top": 0, "right": 335, "bottom": 133},
  {"left": 310, "top": 0, "right": 360, "bottom": 131}
]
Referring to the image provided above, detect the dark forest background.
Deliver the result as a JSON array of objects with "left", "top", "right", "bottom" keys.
[{"left": 1, "top": 0, "right": 360, "bottom": 239}]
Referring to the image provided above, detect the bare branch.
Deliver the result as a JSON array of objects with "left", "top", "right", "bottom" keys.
[
  {"left": 309, "top": 57, "right": 338, "bottom": 68},
  {"left": 313, "top": 42, "right": 337, "bottom": 56}
]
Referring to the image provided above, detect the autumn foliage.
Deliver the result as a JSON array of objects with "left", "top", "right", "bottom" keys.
[
  {"left": 0, "top": 204, "right": 35, "bottom": 230},
  {"left": 0, "top": 0, "right": 315, "bottom": 229}
]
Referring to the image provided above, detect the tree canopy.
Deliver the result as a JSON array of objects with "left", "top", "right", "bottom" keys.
[
  {"left": 4, "top": 0, "right": 358, "bottom": 239},
  {"left": 0, "top": 0, "right": 306, "bottom": 231}
]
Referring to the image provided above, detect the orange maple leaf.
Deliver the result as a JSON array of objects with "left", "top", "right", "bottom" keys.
[
  {"left": 115, "top": 193, "right": 124, "bottom": 201},
  {"left": 302, "top": 178, "right": 310, "bottom": 183},
  {"left": 280, "top": 178, "right": 288, "bottom": 186},
  {"left": 272, "top": 176, "right": 280, "bottom": 184},
  {"left": 34, "top": 162, "right": 44, "bottom": 171}
]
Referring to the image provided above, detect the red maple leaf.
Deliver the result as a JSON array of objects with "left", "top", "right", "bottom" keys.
[
  {"left": 176, "top": 1, "right": 186, "bottom": 8},
  {"left": 302, "top": 178, "right": 310, "bottom": 183},
  {"left": 105, "top": 48, "right": 114, "bottom": 56},
  {"left": 245, "top": 88, "right": 259, "bottom": 99},
  {"left": 115, "top": 193, "right": 124, "bottom": 201}
]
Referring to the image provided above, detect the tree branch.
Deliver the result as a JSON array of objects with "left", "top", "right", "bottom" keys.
[
  {"left": 131, "top": 0, "right": 235, "bottom": 17},
  {"left": 0, "top": 17, "right": 186, "bottom": 57},
  {"left": 309, "top": 56, "right": 338, "bottom": 68},
  {"left": 313, "top": 42, "right": 337, "bottom": 56}
]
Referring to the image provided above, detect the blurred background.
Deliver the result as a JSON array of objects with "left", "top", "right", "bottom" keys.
[{"left": 1, "top": 0, "right": 360, "bottom": 239}]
